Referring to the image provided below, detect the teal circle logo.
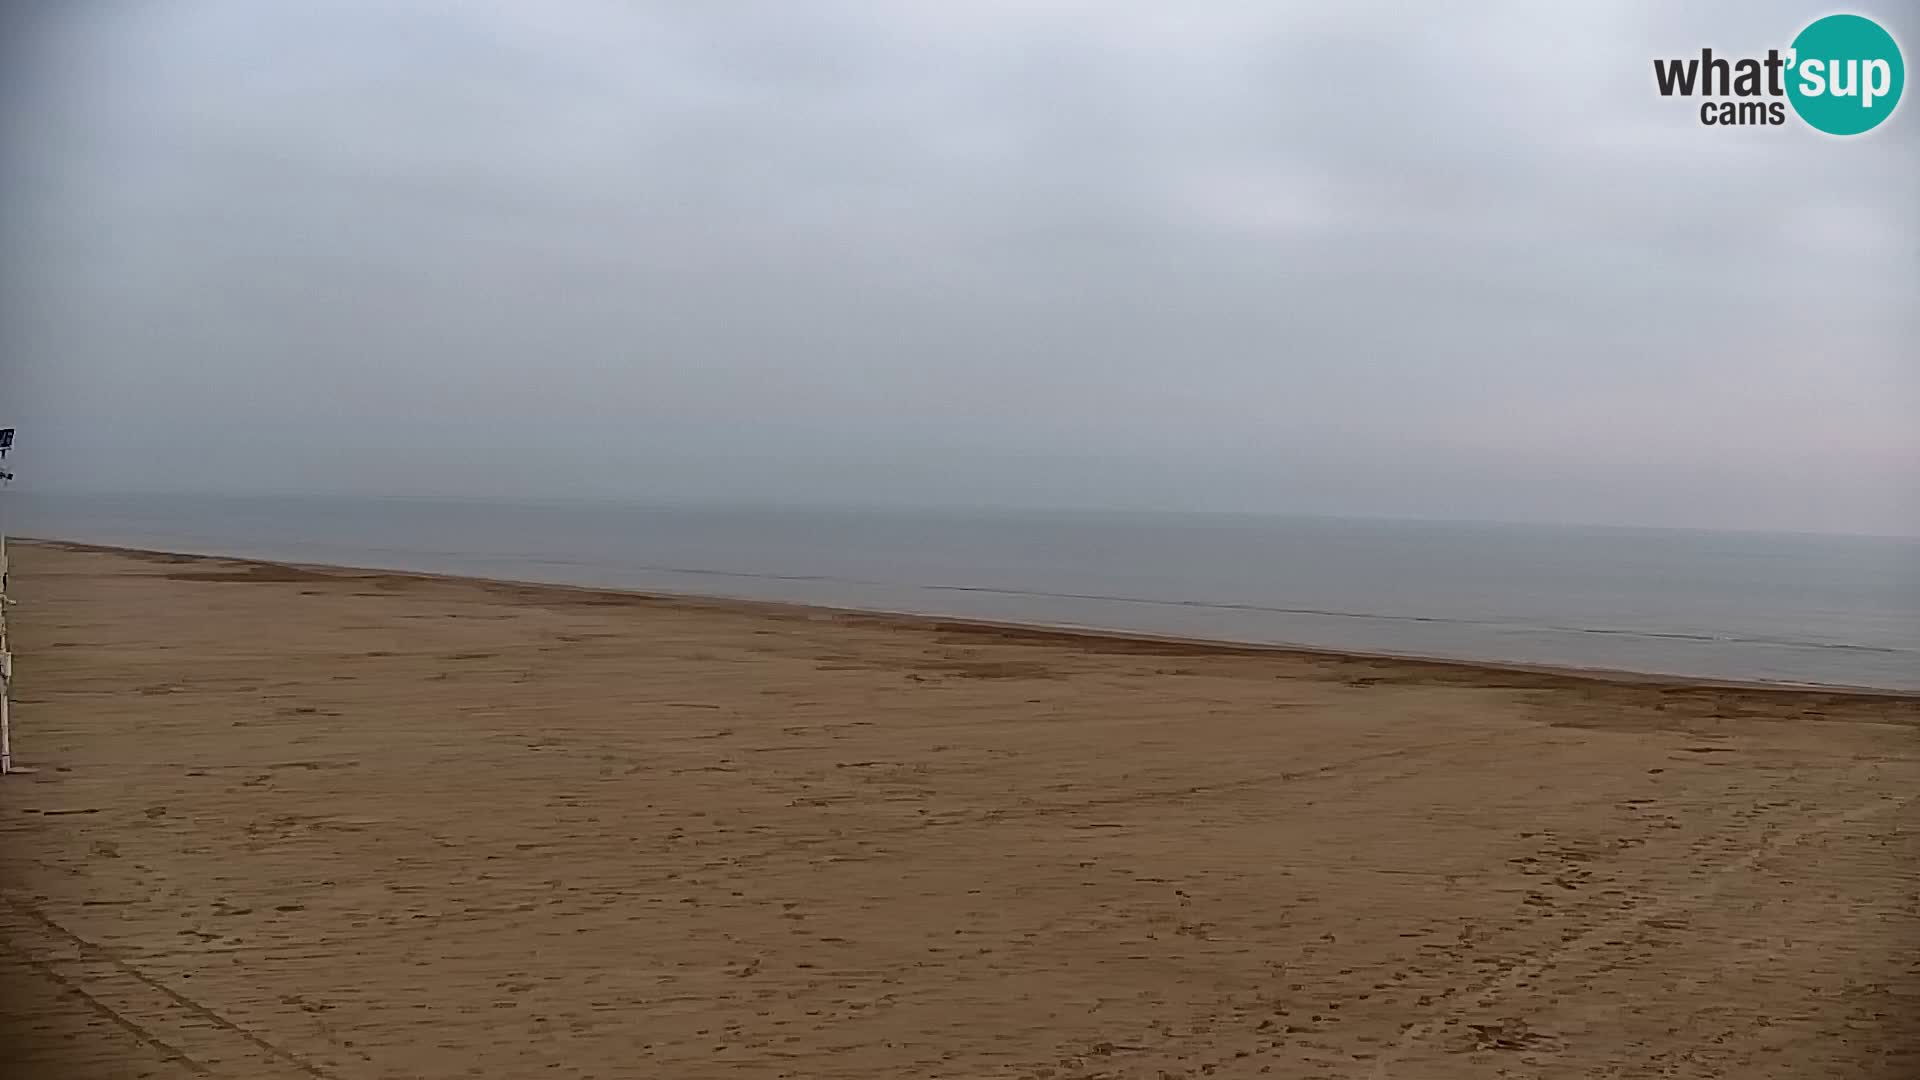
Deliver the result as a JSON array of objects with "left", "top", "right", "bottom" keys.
[{"left": 1786, "top": 14, "right": 1904, "bottom": 135}]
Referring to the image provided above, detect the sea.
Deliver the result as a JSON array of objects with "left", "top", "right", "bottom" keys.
[{"left": 4, "top": 492, "right": 1916, "bottom": 693}]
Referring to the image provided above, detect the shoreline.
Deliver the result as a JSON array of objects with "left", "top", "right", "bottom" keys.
[
  {"left": 4, "top": 538, "right": 1916, "bottom": 1077},
  {"left": 19, "top": 536, "right": 1918, "bottom": 705}
]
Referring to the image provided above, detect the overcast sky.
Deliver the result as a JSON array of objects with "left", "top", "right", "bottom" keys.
[{"left": 2, "top": 1, "right": 1914, "bottom": 534}]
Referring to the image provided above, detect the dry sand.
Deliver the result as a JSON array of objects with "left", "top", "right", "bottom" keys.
[{"left": 0, "top": 540, "right": 1915, "bottom": 1080}]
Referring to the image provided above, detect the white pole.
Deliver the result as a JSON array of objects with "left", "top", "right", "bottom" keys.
[
  {"left": 0, "top": 431, "right": 13, "bottom": 775},
  {"left": 2, "top": 648, "right": 11, "bottom": 776},
  {"left": 0, "top": 432, "right": 15, "bottom": 775},
  {"left": 1, "top": 531, "right": 10, "bottom": 775}
]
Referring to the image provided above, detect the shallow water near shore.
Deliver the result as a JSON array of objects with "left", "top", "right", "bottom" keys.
[{"left": 6, "top": 491, "right": 1917, "bottom": 691}]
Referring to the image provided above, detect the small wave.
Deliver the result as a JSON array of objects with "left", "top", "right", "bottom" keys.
[{"left": 1537, "top": 624, "right": 1908, "bottom": 655}]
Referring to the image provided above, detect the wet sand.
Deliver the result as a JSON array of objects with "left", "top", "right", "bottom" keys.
[{"left": 1, "top": 539, "right": 1915, "bottom": 1079}]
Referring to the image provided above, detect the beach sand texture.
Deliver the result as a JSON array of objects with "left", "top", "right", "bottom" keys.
[{"left": 0, "top": 540, "right": 1915, "bottom": 1079}]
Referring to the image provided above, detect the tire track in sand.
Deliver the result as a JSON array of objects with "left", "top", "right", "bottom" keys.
[{"left": 1367, "top": 785, "right": 1917, "bottom": 1080}]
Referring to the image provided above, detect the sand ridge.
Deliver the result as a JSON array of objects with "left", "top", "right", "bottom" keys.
[{"left": 0, "top": 541, "right": 1915, "bottom": 1078}]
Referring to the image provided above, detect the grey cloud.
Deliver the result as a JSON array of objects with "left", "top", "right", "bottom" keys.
[{"left": 1, "top": 1, "right": 1915, "bottom": 533}]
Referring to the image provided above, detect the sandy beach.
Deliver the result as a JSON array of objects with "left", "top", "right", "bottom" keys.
[{"left": 0, "top": 539, "right": 1914, "bottom": 1079}]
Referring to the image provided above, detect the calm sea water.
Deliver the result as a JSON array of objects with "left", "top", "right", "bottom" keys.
[{"left": 5, "top": 492, "right": 1917, "bottom": 692}]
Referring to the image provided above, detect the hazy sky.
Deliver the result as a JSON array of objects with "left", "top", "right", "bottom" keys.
[{"left": 2, "top": 2, "right": 1915, "bottom": 533}]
